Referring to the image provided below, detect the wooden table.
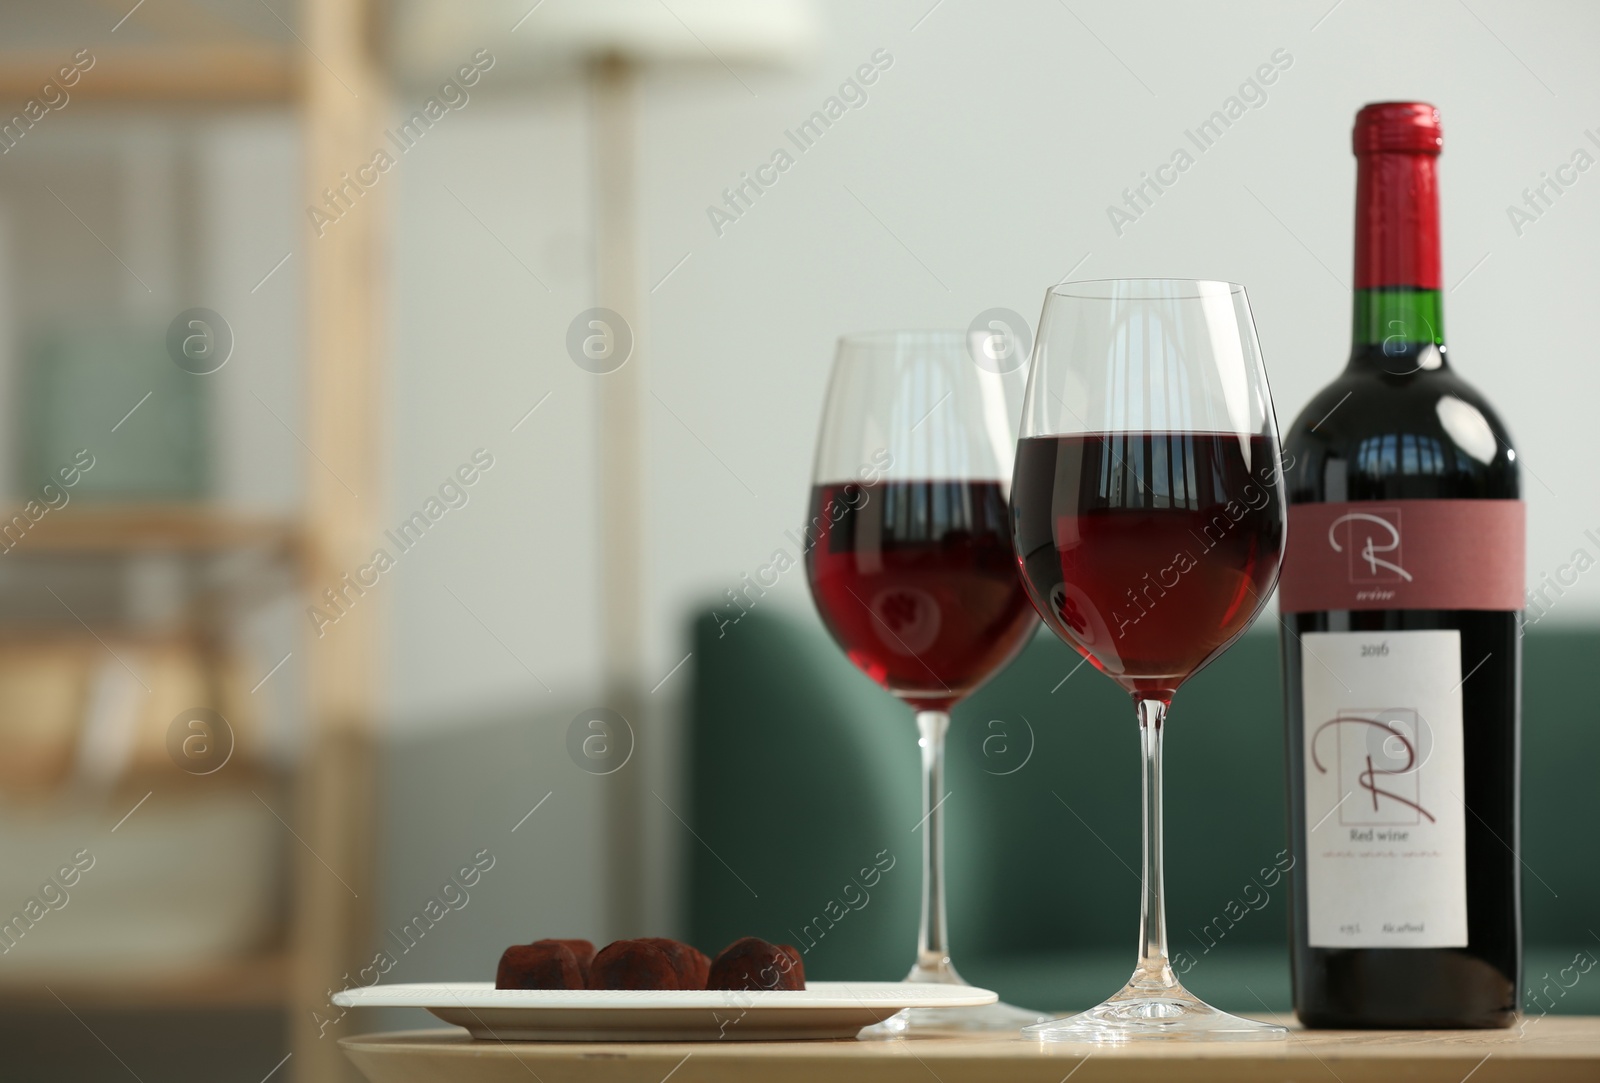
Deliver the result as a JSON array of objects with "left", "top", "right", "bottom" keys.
[{"left": 341, "top": 1017, "right": 1600, "bottom": 1082}]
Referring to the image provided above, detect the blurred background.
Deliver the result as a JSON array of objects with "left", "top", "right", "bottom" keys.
[{"left": 1, "top": 1, "right": 1597, "bottom": 1080}]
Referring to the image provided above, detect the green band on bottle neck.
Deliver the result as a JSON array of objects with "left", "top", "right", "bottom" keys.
[{"left": 1353, "top": 288, "right": 1444, "bottom": 348}]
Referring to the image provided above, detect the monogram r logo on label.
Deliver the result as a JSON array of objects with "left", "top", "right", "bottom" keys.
[{"left": 1328, "top": 510, "right": 1413, "bottom": 583}]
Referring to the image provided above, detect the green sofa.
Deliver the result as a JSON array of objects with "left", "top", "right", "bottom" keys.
[{"left": 685, "top": 608, "right": 1600, "bottom": 1017}]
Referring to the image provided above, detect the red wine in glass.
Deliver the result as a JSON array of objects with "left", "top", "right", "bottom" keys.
[
  {"left": 1011, "top": 431, "right": 1284, "bottom": 700},
  {"left": 804, "top": 328, "right": 1043, "bottom": 1034},
  {"left": 806, "top": 479, "right": 1038, "bottom": 712},
  {"left": 1012, "top": 278, "right": 1287, "bottom": 1043}
]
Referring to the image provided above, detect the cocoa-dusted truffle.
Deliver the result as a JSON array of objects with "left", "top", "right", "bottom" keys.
[
  {"left": 778, "top": 944, "right": 805, "bottom": 984},
  {"left": 545, "top": 938, "right": 596, "bottom": 985},
  {"left": 496, "top": 940, "right": 583, "bottom": 990},
  {"left": 590, "top": 939, "right": 680, "bottom": 990},
  {"left": 707, "top": 937, "right": 805, "bottom": 991},
  {"left": 639, "top": 938, "right": 710, "bottom": 991}
]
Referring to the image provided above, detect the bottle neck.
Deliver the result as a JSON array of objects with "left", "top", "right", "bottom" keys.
[
  {"left": 1350, "top": 146, "right": 1447, "bottom": 372},
  {"left": 1352, "top": 287, "right": 1444, "bottom": 347}
]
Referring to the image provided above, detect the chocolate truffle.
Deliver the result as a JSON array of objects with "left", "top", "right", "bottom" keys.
[
  {"left": 639, "top": 938, "right": 711, "bottom": 990},
  {"left": 778, "top": 944, "right": 805, "bottom": 984},
  {"left": 496, "top": 940, "right": 583, "bottom": 990},
  {"left": 545, "top": 938, "right": 596, "bottom": 985},
  {"left": 590, "top": 939, "right": 680, "bottom": 990},
  {"left": 707, "top": 937, "right": 805, "bottom": 992}
]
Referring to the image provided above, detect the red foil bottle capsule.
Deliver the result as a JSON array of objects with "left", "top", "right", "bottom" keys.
[{"left": 1352, "top": 101, "right": 1442, "bottom": 290}]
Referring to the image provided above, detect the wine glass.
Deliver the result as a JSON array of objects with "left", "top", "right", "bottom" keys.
[
  {"left": 1011, "top": 280, "right": 1288, "bottom": 1042},
  {"left": 804, "top": 330, "right": 1045, "bottom": 1034}
]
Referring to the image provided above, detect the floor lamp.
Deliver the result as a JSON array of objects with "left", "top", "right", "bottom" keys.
[{"left": 393, "top": 0, "right": 816, "bottom": 937}]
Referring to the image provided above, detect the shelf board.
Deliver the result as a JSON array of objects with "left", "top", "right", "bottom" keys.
[
  {"left": 0, "top": 952, "right": 288, "bottom": 1011},
  {"left": 0, "top": 43, "right": 296, "bottom": 104},
  {"left": 0, "top": 504, "right": 303, "bottom": 557}
]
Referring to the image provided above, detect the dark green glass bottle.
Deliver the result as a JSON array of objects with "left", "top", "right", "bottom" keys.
[{"left": 1278, "top": 103, "right": 1522, "bottom": 1029}]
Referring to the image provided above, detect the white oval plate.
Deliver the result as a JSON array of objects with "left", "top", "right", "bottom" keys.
[{"left": 332, "top": 981, "right": 998, "bottom": 1041}]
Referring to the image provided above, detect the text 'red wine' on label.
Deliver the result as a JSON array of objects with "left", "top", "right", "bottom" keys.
[
  {"left": 1279, "top": 500, "right": 1525, "bottom": 613},
  {"left": 1301, "top": 629, "right": 1467, "bottom": 949}
]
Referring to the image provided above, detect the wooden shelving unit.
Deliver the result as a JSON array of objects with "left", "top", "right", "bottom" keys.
[
  {"left": 295, "top": 3, "right": 387, "bottom": 1079},
  {"left": 0, "top": 953, "right": 290, "bottom": 1011},
  {"left": 0, "top": 4, "right": 386, "bottom": 1081},
  {"left": 0, "top": 505, "right": 301, "bottom": 556},
  {"left": 0, "top": 43, "right": 297, "bottom": 103}
]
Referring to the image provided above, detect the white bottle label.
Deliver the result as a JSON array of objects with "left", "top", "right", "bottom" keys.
[{"left": 1301, "top": 629, "right": 1468, "bottom": 949}]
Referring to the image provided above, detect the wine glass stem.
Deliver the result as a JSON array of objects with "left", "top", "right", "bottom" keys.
[
  {"left": 1135, "top": 697, "right": 1177, "bottom": 990},
  {"left": 912, "top": 709, "right": 955, "bottom": 979}
]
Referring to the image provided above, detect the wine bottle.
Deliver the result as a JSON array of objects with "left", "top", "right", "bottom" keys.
[{"left": 1278, "top": 102, "right": 1523, "bottom": 1028}]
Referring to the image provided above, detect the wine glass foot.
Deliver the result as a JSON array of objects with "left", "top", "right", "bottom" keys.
[
  {"left": 1023, "top": 975, "right": 1285, "bottom": 1043},
  {"left": 861, "top": 998, "right": 1050, "bottom": 1038},
  {"left": 859, "top": 961, "right": 1049, "bottom": 1038}
]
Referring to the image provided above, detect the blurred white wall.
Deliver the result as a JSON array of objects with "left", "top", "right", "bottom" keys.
[{"left": 384, "top": 0, "right": 1600, "bottom": 738}]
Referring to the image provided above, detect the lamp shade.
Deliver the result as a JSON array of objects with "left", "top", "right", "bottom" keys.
[{"left": 392, "top": 0, "right": 819, "bottom": 84}]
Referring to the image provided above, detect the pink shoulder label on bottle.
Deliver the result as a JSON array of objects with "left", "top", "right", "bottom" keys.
[{"left": 1279, "top": 500, "right": 1524, "bottom": 613}]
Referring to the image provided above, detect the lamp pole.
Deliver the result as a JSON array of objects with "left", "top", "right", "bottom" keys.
[{"left": 591, "top": 52, "right": 645, "bottom": 939}]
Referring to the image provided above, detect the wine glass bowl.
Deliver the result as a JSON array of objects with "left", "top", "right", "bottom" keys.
[
  {"left": 1011, "top": 430, "right": 1284, "bottom": 702},
  {"left": 1012, "top": 280, "right": 1288, "bottom": 1042},
  {"left": 806, "top": 476, "right": 1033, "bottom": 712},
  {"left": 804, "top": 330, "right": 1044, "bottom": 1034}
]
